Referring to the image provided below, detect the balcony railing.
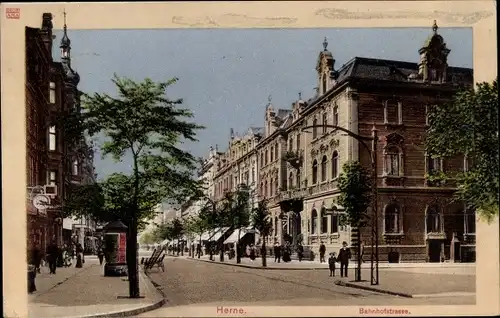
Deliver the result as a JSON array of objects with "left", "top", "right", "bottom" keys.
[{"left": 307, "top": 180, "right": 338, "bottom": 196}]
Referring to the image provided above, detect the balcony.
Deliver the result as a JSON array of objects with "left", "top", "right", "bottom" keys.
[
  {"left": 282, "top": 150, "right": 303, "bottom": 170},
  {"left": 426, "top": 231, "right": 446, "bottom": 240},
  {"left": 307, "top": 180, "right": 338, "bottom": 196}
]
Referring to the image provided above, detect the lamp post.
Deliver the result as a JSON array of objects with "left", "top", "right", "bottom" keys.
[{"left": 301, "top": 123, "right": 379, "bottom": 285}]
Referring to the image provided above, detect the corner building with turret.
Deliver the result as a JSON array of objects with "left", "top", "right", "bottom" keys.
[{"left": 211, "top": 22, "right": 476, "bottom": 263}]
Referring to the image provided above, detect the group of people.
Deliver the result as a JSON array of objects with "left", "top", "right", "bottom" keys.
[
  {"left": 273, "top": 241, "right": 294, "bottom": 263},
  {"left": 245, "top": 244, "right": 257, "bottom": 261},
  {"left": 29, "top": 239, "right": 86, "bottom": 275},
  {"left": 327, "top": 241, "right": 353, "bottom": 277}
]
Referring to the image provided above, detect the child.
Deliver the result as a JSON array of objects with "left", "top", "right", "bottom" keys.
[{"left": 328, "top": 252, "right": 337, "bottom": 277}]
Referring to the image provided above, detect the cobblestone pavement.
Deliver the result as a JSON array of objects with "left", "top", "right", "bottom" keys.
[{"left": 141, "top": 257, "right": 475, "bottom": 316}]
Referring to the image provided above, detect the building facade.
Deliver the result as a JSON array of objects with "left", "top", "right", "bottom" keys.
[
  {"left": 26, "top": 13, "right": 97, "bottom": 256},
  {"left": 206, "top": 22, "right": 475, "bottom": 262}
]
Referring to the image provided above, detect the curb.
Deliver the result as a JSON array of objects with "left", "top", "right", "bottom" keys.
[
  {"left": 185, "top": 257, "right": 327, "bottom": 271},
  {"left": 334, "top": 280, "right": 413, "bottom": 298},
  {"left": 70, "top": 270, "right": 166, "bottom": 318}
]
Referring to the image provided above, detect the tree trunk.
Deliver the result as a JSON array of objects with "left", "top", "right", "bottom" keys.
[
  {"left": 261, "top": 237, "right": 267, "bottom": 267},
  {"left": 356, "top": 230, "right": 362, "bottom": 282},
  {"left": 209, "top": 230, "right": 213, "bottom": 261},
  {"left": 236, "top": 228, "right": 242, "bottom": 264},
  {"left": 127, "top": 153, "right": 141, "bottom": 298},
  {"left": 219, "top": 240, "right": 224, "bottom": 262},
  {"left": 126, "top": 216, "right": 140, "bottom": 298},
  {"left": 198, "top": 235, "right": 202, "bottom": 258}
]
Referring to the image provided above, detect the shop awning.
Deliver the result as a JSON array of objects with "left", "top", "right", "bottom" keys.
[
  {"left": 160, "top": 239, "right": 170, "bottom": 246},
  {"left": 200, "top": 231, "right": 213, "bottom": 241},
  {"left": 210, "top": 227, "right": 231, "bottom": 242}
]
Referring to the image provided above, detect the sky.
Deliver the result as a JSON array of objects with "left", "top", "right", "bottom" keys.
[{"left": 52, "top": 27, "right": 473, "bottom": 179}]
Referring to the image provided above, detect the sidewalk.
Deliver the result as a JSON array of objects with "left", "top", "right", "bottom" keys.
[
  {"left": 181, "top": 254, "right": 477, "bottom": 271},
  {"left": 29, "top": 260, "right": 164, "bottom": 318},
  {"left": 334, "top": 269, "right": 476, "bottom": 298}
]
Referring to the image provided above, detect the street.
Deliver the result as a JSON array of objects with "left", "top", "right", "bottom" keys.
[{"left": 139, "top": 257, "right": 475, "bottom": 316}]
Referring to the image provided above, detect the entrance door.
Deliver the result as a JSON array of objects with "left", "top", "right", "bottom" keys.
[
  {"left": 428, "top": 240, "right": 441, "bottom": 262},
  {"left": 453, "top": 242, "right": 461, "bottom": 262}
]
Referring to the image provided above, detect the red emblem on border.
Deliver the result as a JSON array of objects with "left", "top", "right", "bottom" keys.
[{"left": 6, "top": 8, "right": 20, "bottom": 19}]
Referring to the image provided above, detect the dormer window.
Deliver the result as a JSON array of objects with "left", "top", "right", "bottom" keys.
[
  {"left": 322, "top": 75, "right": 327, "bottom": 95},
  {"left": 72, "top": 159, "right": 79, "bottom": 175},
  {"left": 49, "top": 82, "right": 56, "bottom": 104}
]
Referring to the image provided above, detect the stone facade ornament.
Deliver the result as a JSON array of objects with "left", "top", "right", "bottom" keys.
[
  {"left": 329, "top": 138, "right": 340, "bottom": 148},
  {"left": 384, "top": 133, "right": 405, "bottom": 146}
]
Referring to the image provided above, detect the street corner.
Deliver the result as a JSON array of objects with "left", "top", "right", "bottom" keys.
[{"left": 334, "top": 280, "right": 413, "bottom": 298}]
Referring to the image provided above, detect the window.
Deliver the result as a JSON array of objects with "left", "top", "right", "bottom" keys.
[
  {"left": 322, "top": 113, "right": 328, "bottom": 134},
  {"left": 252, "top": 168, "right": 255, "bottom": 183},
  {"left": 320, "top": 207, "right": 328, "bottom": 233},
  {"left": 264, "top": 180, "right": 268, "bottom": 197},
  {"left": 312, "top": 118, "right": 318, "bottom": 139},
  {"left": 312, "top": 160, "right": 318, "bottom": 184},
  {"left": 260, "top": 182, "right": 264, "bottom": 196},
  {"left": 465, "top": 208, "right": 476, "bottom": 234},
  {"left": 426, "top": 205, "right": 442, "bottom": 233},
  {"left": 384, "top": 146, "right": 401, "bottom": 176},
  {"left": 296, "top": 133, "right": 301, "bottom": 150},
  {"left": 384, "top": 100, "right": 401, "bottom": 124},
  {"left": 49, "top": 82, "right": 56, "bottom": 104},
  {"left": 275, "top": 178, "right": 279, "bottom": 194},
  {"left": 331, "top": 151, "right": 339, "bottom": 179},
  {"left": 49, "top": 125, "right": 57, "bottom": 151},
  {"left": 311, "top": 209, "right": 318, "bottom": 234},
  {"left": 333, "top": 105, "right": 339, "bottom": 126},
  {"left": 463, "top": 155, "right": 474, "bottom": 172},
  {"left": 274, "top": 217, "right": 278, "bottom": 236},
  {"left": 426, "top": 155, "right": 442, "bottom": 173},
  {"left": 270, "top": 178, "right": 274, "bottom": 196},
  {"left": 296, "top": 170, "right": 301, "bottom": 188},
  {"left": 425, "top": 104, "right": 430, "bottom": 126},
  {"left": 270, "top": 146, "right": 274, "bottom": 162},
  {"left": 322, "top": 75, "right": 327, "bottom": 94},
  {"left": 288, "top": 172, "right": 293, "bottom": 189},
  {"left": 331, "top": 213, "right": 338, "bottom": 233},
  {"left": 48, "top": 171, "right": 57, "bottom": 186},
  {"left": 72, "top": 159, "right": 79, "bottom": 176},
  {"left": 274, "top": 144, "right": 278, "bottom": 160},
  {"left": 265, "top": 150, "right": 268, "bottom": 165},
  {"left": 321, "top": 156, "right": 327, "bottom": 182},
  {"left": 260, "top": 153, "right": 264, "bottom": 167},
  {"left": 289, "top": 137, "right": 293, "bottom": 152},
  {"left": 384, "top": 203, "right": 400, "bottom": 233}
]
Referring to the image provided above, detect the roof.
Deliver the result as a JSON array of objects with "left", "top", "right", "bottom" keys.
[{"left": 334, "top": 56, "right": 473, "bottom": 85}]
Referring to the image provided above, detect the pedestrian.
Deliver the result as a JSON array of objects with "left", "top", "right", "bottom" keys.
[
  {"left": 249, "top": 244, "right": 256, "bottom": 261},
  {"left": 338, "top": 241, "right": 352, "bottom": 278},
  {"left": 245, "top": 244, "right": 251, "bottom": 258},
  {"left": 319, "top": 242, "right": 326, "bottom": 263},
  {"left": 46, "top": 239, "right": 58, "bottom": 274},
  {"left": 273, "top": 242, "right": 281, "bottom": 263},
  {"left": 328, "top": 252, "right": 337, "bottom": 277},
  {"left": 31, "top": 244, "right": 42, "bottom": 274},
  {"left": 297, "top": 243, "right": 304, "bottom": 262},
  {"left": 75, "top": 243, "right": 84, "bottom": 268},
  {"left": 97, "top": 246, "right": 105, "bottom": 265},
  {"left": 360, "top": 241, "right": 365, "bottom": 263}
]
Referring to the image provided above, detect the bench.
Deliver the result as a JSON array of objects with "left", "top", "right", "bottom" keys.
[{"left": 141, "top": 247, "right": 165, "bottom": 272}]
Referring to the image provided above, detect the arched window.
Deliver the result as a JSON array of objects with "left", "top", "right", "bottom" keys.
[
  {"left": 265, "top": 149, "right": 269, "bottom": 165},
  {"left": 320, "top": 207, "right": 328, "bottom": 233},
  {"left": 260, "top": 153, "right": 264, "bottom": 168},
  {"left": 333, "top": 105, "right": 339, "bottom": 126},
  {"left": 322, "top": 113, "right": 328, "bottom": 134},
  {"left": 275, "top": 177, "right": 279, "bottom": 194},
  {"left": 260, "top": 182, "right": 264, "bottom": 196},
  {"left": 322, "top": 75, "right": 327, "bottom": 94},
  {"left": 321, "top": 156, "right": 328, "bottom": 182},
  {"left": 296, "top": 133, "right": 301, "bottom": 150},
  {"left": 274, "top": 143, "right": 278, "bottom": 159},
  {"left": 296, "top": 170, "right": 301, "bottom": 188},
  {"left": 274, "top": 216, "right": 278, "bottom": 236},
  {"left": 331, "top": 151, "right": 339, "bottom": 179},
  {"left": 72, "top": 159, "right": 79, "bottom": 176},
  {"left": 331, "top": 212, "right": 338, "bottom": 233},
  {"left": 312, "top": 117, "right": 318, "bottom": 139},
  {"left": 384, "top": 146, "right": 401, "bottom": 176},
  {"left": 289, "top": 137, "right": 293, "bottom": 151},
  {"left": 311, "top": 209, "right": 318, "bottom": 234},
  {"left": 264, "top": 180, "right": 268, "bottom": 197},
  {"left": 270, "top": 178, "right": 274, "bottom": 196},
  {"left": 288, "top": 172, "right": 293, "bottom": 189},
  {"left": 312, "top": 160, "right": 318, "bottom": 184},
  {"left": 426, "top": 205, "right": 442, "bottom": 233},
  {"left": 270, "top": 146, "right": 274, "bottom": 162},
  {"left": 384, "top": 203, "right": 401, "bottom": 233}
]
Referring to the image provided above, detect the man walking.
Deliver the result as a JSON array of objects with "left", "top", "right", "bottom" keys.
[
  {"left": 273, "top": 242, "right": 281, "bottom": 263},
  {"left": 319, "top": 242, "right": 326, "bottom": 263},
  {"left": 338, "top": 241, "right": 351, "bottom": 278},
  {"left": 46, "top": 239, "right": 58, "bottom": 274}
]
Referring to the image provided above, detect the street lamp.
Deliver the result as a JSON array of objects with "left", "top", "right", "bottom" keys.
[{"left": 301, "top": 123, "right": 379, "bottom": 285}]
